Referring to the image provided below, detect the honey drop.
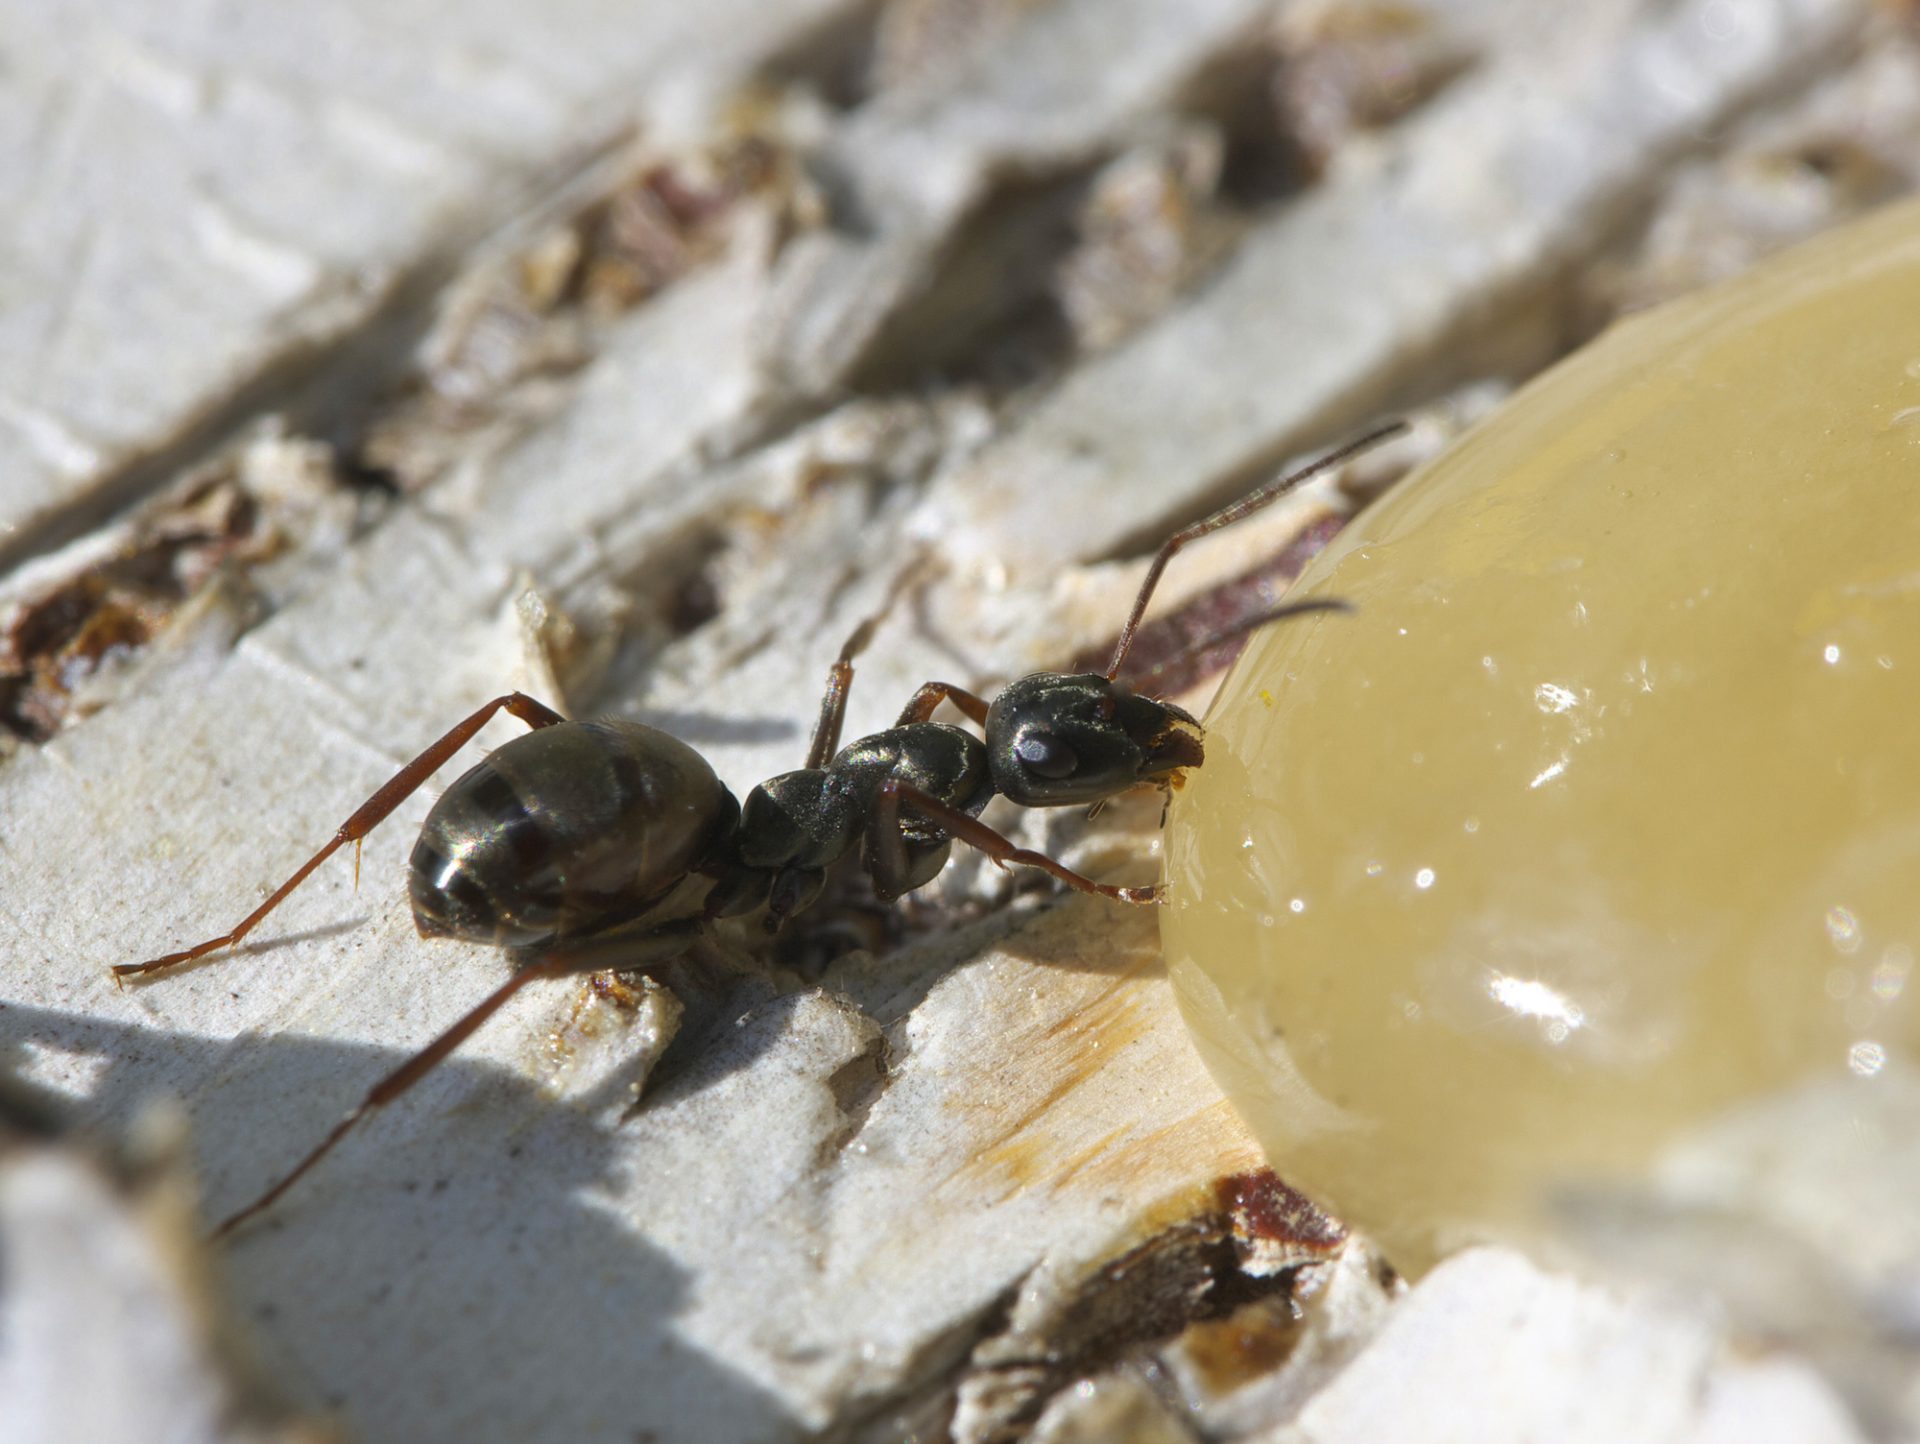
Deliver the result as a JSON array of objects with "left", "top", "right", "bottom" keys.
[{"left": 1164, "top": 199, "right": 1920, "bottom": 1275}]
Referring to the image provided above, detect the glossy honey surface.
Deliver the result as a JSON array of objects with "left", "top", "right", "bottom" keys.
[{"left": 1164, "top": 199, "right": 1920, "bottom": 1267}]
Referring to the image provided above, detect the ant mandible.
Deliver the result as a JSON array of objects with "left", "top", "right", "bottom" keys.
[{"left": 117, "top": 421, "right": 1405, "bottom": 1238}]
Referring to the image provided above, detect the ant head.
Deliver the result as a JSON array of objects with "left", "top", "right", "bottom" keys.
[{"left": 986, "top": 673, "right": 1203, "bottom": 807}]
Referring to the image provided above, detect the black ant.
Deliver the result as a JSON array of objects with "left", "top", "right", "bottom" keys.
[{"left": 117, "top": 422, "right": 1405, "bottom": 1238}]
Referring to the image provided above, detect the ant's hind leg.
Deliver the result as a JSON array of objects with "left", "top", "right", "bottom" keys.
[
  {"left": 116, "top": 692, "right": 566, "bottom": 982},
  {"left": 210, "top": 953, "right": 573, "bottom": 1240},
  {"left": 211, "top": 917, "right": 705, "bottom": 1239},
  {"left": 875, "top": 780, "right": 1160, "bottom": 904}
]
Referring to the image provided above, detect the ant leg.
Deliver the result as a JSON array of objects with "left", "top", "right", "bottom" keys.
[
  {"left": 805, "top": 560, "right": 932, "bottom": 769},
  {"left": 116, "top": 692, "right": 566, "bottom": 982},
  {"left": 877, "top": 780, "right": 1159, "bottom": 904},
  {"left": 895, "top": 682, "right": 989, "bottom": 728},
  {"left": 212, "top": 917, "right": 704, "bottom": 1239},
  {"left": 211, "top": 954, "right": 570, "bottom": 1239},
  {"left": 804, "top": 617, "right": 877, "bottom": 770}
]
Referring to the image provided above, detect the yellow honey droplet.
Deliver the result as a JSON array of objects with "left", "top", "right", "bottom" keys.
[{"left": 1163, "top": 199, "right": 1920, "bottom": 1271}]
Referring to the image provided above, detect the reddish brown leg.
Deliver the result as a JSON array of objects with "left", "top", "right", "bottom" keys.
[
  {"left": 211, "top": 954, "right": 571, "bottom": 1238},
  {"left": 804, "top": 563, "right": 930, "bottom": 769},
  {"left": 212, "top": 916, "right": 704, "bottom": 1239},
  {"left": 116, "top": 693, "right": 566, "bottom": 983},
  {"left": 895, "top": 682, "right": 990, "bottom": 728},
  {"left": 805, "top": 622, "right": 877, "bottom": 770},
  {"left": 877, "top": 780, "right": 1160, "bottom": 904}
]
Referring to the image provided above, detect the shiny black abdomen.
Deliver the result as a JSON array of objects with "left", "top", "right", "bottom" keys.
[{"left": 408, "top": 721, "right": 739, "bottom": 947}]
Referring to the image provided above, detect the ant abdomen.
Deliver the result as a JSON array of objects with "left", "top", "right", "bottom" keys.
[{"left": 409, "top": 720, "right": 739, "bottom": 947}]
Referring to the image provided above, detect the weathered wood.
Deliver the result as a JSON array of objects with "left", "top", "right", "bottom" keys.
[{"left": 1, "top": 0, "right": 1912, "bottom": 1440}]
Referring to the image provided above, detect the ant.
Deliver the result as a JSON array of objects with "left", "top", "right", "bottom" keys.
[{"left": 117, "top": 421, "right": 1405, "bottom": 1238}]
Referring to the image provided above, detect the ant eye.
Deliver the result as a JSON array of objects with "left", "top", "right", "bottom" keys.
[{"left": 1015, "top": 733, "right": 1078, "bottom": 778}]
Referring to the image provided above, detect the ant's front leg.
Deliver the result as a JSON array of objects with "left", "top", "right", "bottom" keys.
[
  {"left": 895, "top": 682, "right": 989, "bottom": 728},
  {"left": 874, "top": 780, "right": 1160, "bottom": 905},
  {"left": 116, "top": 692, "right": 567, "bottom": 982}
]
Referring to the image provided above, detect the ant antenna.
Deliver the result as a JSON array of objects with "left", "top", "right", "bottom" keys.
[
  {"left": 1129, "top": 597, "right": 1355, "bottom": 690},
  {"left": 1105, "top": 420, "right": 1409, "bottom": 682}
]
